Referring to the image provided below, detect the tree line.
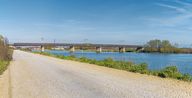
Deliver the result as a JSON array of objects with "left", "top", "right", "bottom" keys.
[{"left": 143, "top": 39, "right": 182, "bottom": 53}]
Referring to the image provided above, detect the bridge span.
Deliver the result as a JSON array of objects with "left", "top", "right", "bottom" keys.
[{"left": 13, "top": 43, "right": 143, "bottom": 53}]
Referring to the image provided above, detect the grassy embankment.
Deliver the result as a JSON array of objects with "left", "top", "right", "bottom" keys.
[
  {"left": 0, "top": 61, "right": 9, "bottom": 74},
  {"left": 33, "top": 51, "right": 192, "bottom": 82},
  {"left": 0, "top": 36, "right": 12, "bottom": 75}
]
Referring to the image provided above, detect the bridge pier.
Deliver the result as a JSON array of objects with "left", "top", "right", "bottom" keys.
[
  {"left": 69, "top": 46, "right": 75, "bottom": 52},
  {"left": 119, "top": 47, "right": 125, "bottom": 53},
  {"left": 41, "top": 45, "right": 45, "bottom": 52},
  {"left": 136, "top": 47, "right": 144, "bottom": 51},
  {"left": 96, "top": 46, "right": 102, "bottom": 53}
]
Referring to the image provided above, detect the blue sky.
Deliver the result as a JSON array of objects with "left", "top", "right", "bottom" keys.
[{"left": 1, "top": 0, "right": 192, "bottom": 46}]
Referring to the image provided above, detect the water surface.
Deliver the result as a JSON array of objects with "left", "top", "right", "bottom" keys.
[{"left": 44, "top": 50, "right": 192, "bottom": 75}]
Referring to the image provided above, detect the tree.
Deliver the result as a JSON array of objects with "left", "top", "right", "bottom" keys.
[
  {"left": 161, "top": 40, "right": 172, "bottom": 48},
  {"left": 0, "top": 35, "right": 10, "bottom": 60},
  {"left": 144, "top": 39, "right": 161, "bottom": 52},
  {"left": 144, "top": 39, "right": 178, "bottom": 53},
  {"left": 160, "top": 40, "right": 172, "bottom": 53},
  {"left": 147, "top": 39, "right": 161, "bottom": 48}
]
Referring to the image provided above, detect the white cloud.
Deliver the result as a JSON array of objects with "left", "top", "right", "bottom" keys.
[
  {"left": 175, "top": 0, "right": 192, "bottom": 6},
  {"left": 148, "top": 0, "right": 192, "bottom": 31},
  {"left": 157, "top": 3, "right": 188, "bottom": 13}
]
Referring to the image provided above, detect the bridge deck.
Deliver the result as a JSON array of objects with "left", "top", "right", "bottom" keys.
[{"left": 13, "top": 43, "right": 143, "bottom": 48}]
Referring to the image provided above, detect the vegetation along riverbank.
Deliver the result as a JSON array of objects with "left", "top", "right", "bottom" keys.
[
  {"left": 143, "top": 39, "right": 192, "bottom": 53},
  {"left": 33, "top": 51, "right": 192, "bottom": 82},
  {"left": 24, "top": 39, "right": 192, "bottom": 54},
  {"left": 0, "top": 35, "right": 12, "bottom": 75}
]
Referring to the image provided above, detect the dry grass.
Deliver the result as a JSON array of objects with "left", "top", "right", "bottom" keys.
[{"left": 0, "top": 35, "right": 12, "bottom": 74}]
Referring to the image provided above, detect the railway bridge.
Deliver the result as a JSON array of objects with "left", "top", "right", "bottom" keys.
[{"left": 13, "top": 43, "right": 144, "bottom": 53}]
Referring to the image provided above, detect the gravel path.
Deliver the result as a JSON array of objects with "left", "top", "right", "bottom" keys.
[
  {"left": 0, "top": 69, "right": 10, "bottom": 98},
  {"left": 6, "top": 50, "right": 192, "bottom": 98}
]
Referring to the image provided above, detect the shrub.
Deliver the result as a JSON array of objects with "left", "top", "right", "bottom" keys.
[
  {"left": 79, "top": 57, "right": 89, "bottom": 62},
  {"left": 102, "top": 58, "right": 114, "bottom": 68},
  {"left": 66, "top": 55, "right": 76, "bottom": 60},
  {"left": 158, "top": 66, "right": 182, "bottom": 79},
  {"left": 150, "top": 71, "right": 159, "bottom": 76},
  {"left": 0, "top": 61, "right": 9, "bottom": 74},
  {"left": 181, "top": 74, "right": 192, "bottom": 81},
  {"left": 0, "top": 35, "right": 12, "bottom": 74},
  {"left": 158, "top": 72, "right": 168, "bottom": 78},
  {"left": 139, "top": 63, "right": 148, "bottom": 70},
  {"left": 88, "top": 59, "right": 97, "bottom": 64},
  {"left": 129, "top": 63, "right": 149, "bottom": 74},
  {"left": 121, "top": 62, "right": 133, "bottom": 70},
  {"left": 56, "top": 55, "right": 64, "bottom": 59}
]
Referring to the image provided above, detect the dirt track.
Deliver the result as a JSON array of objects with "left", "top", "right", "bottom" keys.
[{"left": 1, "top": 50, "right": 192, "bottom": 98}]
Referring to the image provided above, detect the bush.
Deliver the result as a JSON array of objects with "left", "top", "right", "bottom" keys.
[
  {"left": 0, "top": 35, "right": 12, "bottom": 74},
  {"left": 0, "top": 36, "right": 11, "bottom": 61},
  {"left": 158, "top": 72, "right": 168, "bottom": 78},
  {"left": 65, "top": 55, "right": 76, "bottom": 60},
  {"left": 158, "top": 66, "right": 182, "bottom": 79},
  {"left": 181, "top": 74, "right": 192, "bottom": 81},
  {"left": 102, "top": 58, "right": 114, "bottom": 68},
  {"left": 88, "top": 59, "right": 97, "bottom": 64},
  {"left": 0, "top": 61, "right": 9, "bottom": 74},
  {"left": 79, "top": 57, "right": 89, "bottom": 62},
  {"left": 149, "top": 70, "right": 158, "bottom": 76},
  {"left": 129, "top": 63, "right": 149, "bottom": 74}
]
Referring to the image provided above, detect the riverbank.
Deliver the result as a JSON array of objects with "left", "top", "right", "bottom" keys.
[
  {"left": 33, "top": 51, "right": 192, "bottom": 82},
  {"left": 8, "top": 50, "right": 192, "bottom": 98}
]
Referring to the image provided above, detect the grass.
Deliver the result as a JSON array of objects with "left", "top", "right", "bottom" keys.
[
  {"left": 0, "top": 61, "right": 10, "bottom": 75},
  {"left": 33, "top": 51, "right": 192, "bottom": 82},
  {"left": 0, "top": 49, "right": 13, "bottom": 75},
  {"left": 0, "top": 35, "right": 13, "bottom": 75}
]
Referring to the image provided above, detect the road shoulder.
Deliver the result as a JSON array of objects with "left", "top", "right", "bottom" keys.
[{"left": 0, "top": 66, "right": 11, "bottom": 98}]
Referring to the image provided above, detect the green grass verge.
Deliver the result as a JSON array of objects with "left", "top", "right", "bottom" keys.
[
  {"left": 0, "top": 61, "right": 9, "bottom": 75},
  {"left": 33, "top": 51, "right": 192, "bottom": 82},
  {"left": 0, "top": 49, "right": 13, "bottom": 75}
]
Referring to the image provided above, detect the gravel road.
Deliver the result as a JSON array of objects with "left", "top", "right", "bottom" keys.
[{"left": 6, "top": 50, "right": 192, "bottom": 98}]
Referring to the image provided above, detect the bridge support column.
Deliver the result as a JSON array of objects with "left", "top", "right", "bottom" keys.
[
  {"left": 41, "top": 45, "right": 45, "bottom": 52},
  {"left": 96, "top": 46, "right": 102, "bottom": 53},
  {"left": 136, "top": 47, "right": 144, "bottom": 51},
  {"left": 62, "top": 46, "right": 65, "bottom": 50},
  {"left": 69, "top": 46, "right": 75, "bottom": 52},
  {"left": 119, "top": 47, "right": 125, "bottom": 53}
]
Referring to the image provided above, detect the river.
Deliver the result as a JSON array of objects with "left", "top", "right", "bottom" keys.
[{"left": 44, "top": 50, "right": 192, "bottom": 75}]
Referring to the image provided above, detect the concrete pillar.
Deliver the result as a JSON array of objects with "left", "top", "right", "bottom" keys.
[
  {"left": 96, "top": 46, "right": 102, "bottom": 53},
  {"left": 41, "top": 45, "right": 45, "bottom": 52},
  {"left": 136, "top": 47, "right": 144, "bottom": 51},
  {"left": 69, "top": 46, "right": 75, "bottom": 52},
  {"left": 119, "top": 47, "right": 125, "bottom": 53},
  {"left": 62, "top": 46, "right": 65, "bottom": 50}
]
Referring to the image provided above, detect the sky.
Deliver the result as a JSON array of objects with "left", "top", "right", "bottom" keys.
[{"left": 1, "top": 0, "right": 192, "bottom": 46}]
